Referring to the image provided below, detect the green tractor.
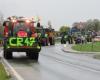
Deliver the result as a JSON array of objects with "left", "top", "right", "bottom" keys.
[{"left": 36, "top": 27, "right": 55, "bottom": 46}]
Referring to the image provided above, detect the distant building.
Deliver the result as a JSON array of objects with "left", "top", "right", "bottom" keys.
[
  {"left": 73, "top": 22, "right": 86, "bottom": 30},
  {"left": 71, "top": 22, "right": 86, "bottom": 34}
]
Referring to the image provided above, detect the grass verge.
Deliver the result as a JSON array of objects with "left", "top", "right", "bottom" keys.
[
  {"left": 0, "top": 62, "right": 10, "bottom": 80},
  {"left": 72, "top": 42, "right": 100, "bottom": 52}
]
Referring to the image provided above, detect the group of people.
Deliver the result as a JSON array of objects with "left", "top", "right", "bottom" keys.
[{"left": 61, "top": 32, "right": 97, "bottom": 44}]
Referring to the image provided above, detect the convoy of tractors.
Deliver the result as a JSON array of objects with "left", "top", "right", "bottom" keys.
[{"left": 3, "top": 16, "right": 55, "bottom": 60}]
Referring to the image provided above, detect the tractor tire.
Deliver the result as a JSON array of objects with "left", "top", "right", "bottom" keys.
[
  {"left": 4, "top": 50, "right": 12, "bottom": 59},
  {"left": 27, "top": 52, "right": 39, "bottom": 61}
]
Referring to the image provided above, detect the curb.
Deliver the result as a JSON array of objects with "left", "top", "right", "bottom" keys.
[
  {"left": 1, "top": 57, "right": 24, "bottom": 80},
  {"left": 62, "top": 48, "right": 100, "bottom": 54},
  {"left": 62, "top": 48, "right": 84, "bottom": 54}
]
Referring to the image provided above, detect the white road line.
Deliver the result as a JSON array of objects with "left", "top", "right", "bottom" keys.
[
  {"left": 1, "top": 51, "right": 24, "bottom": 80},
  {"left": 55, "top": 44, "right": 61, "bottom": 46}
]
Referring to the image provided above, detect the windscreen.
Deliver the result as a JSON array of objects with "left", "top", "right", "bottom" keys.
[
  {"left": 13, "top": 21, "right": 32, "bottom": 36},
  {"left": 13, "top": 21, "right": 30, "bottom": 35}
]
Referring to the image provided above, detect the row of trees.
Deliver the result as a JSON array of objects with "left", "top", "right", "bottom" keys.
[
  {"left": 59, "top": 25, "right": 70, "bottom": 34},
  {"left": 59, "top": 19, "right": 100, "bottom": 36},
  {"left": 85, "top": 19, "right": 100, "bottom": 32},
  {"left": 72, "top": 19, "right": 100, "bottom": 33}
]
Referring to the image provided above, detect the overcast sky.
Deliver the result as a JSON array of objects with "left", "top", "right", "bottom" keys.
[{"left": 0, "top": 0, "right": 100, "bottom": 30}]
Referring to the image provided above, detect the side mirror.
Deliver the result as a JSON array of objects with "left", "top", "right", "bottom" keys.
[{"left": 37, "top": 22, "right": 40, "bottom": 27}]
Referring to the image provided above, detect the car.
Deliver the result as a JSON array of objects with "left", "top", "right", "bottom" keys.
[{"left": 75, "top": 37, "right": 82, "bottom": 44}]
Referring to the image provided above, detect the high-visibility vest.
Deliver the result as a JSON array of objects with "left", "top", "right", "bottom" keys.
[
  {"left": 38, "top": 33, "right": 41, "bottom": 37},
  {"left": 45, "top": 34, "right": 48, "bottom": 38}
]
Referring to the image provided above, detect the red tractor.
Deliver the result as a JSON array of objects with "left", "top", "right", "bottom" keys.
[{"left": 3, "top": 17, "right": 41, "bottom": 60}]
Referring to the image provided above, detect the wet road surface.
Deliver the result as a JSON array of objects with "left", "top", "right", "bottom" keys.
[{"left": 1, "top": 45, "right": 100, "bottom": 80}]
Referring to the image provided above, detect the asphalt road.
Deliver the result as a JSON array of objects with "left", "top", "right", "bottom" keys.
[{"left": 1, "top": 44, "right": 100, "bottom": 80}]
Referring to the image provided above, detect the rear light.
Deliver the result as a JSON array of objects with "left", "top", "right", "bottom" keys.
[
  {"left": 26, "top": 20, "right": 30, "bottom": 23},
  {"left": 25, "top": 33, "right": 27, "bottom": 37},
  {"left": 12, "top": 19, "right": 17, "bottom": 23},
  {"left": 37, "top": 46, "right": 41, "bottom": 49}
]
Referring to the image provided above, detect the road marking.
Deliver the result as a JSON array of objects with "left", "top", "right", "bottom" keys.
[
  {"left": 1, "top": 51, "right": 24, "bottom": 80},
  {"left": 55, "top": 44, "right": 61, "bottom": 46},
  {"left": 2, "top": 58, "right": 24, "bottom": 80},
  {"left": 63, "top": 44, "right": 67, "bottom": 47}
]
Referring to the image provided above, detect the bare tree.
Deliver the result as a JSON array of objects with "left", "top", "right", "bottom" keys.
[
  {"left": 85, "top": 19, "right": 100, "bottom": 32},
  {"left": 0, "top": 11, "right": 4, "bottom": 23},
  {"left": 0, "top": 11, "right": 4, "bottom": 38},
  {"left": 48, "top": 21, "right": 52, "bottom": 29}
]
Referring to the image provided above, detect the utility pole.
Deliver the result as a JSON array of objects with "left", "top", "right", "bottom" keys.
[{"left": 48, "top": 21, "right": 52, "bottom": 29}]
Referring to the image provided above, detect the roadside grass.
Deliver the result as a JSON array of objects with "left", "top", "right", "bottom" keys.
[
  {"left": 0, "top": 63, "right": 10, "bottom": 80},
  {"left": 72, "top": 42, "right": 100, "bottom": 52}
]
